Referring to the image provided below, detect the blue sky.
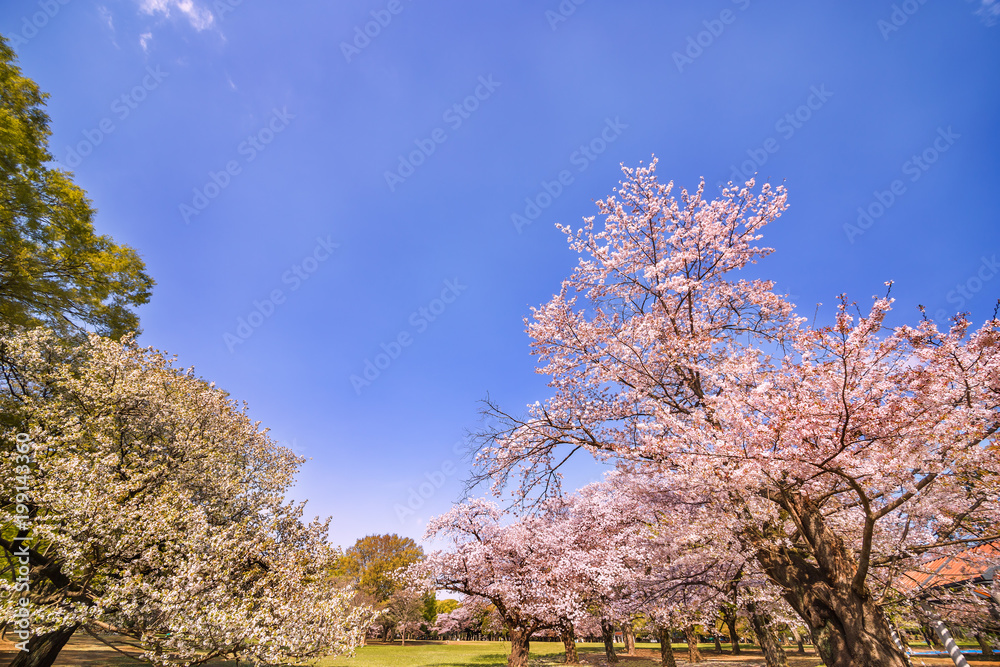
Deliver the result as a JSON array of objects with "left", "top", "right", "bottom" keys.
[{"left": 4, "top": 0, "right": 999, "bottom": 549}]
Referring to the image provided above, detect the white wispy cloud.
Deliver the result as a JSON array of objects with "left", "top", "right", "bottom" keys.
[
  {"left": 975, "top": 0, "right": 1000, "bottom": 25},
  {"left": 98, "top": 5, "right": 115, "bottom": 32},
  {"left": 139, "top": 31, "right": 153, "bottom": 52},
  {"left": 138, "top": 0, "right": 215, "bottom": 31},
  {"left": 98, "top": 5, "right": 121, "bottom": 48}
]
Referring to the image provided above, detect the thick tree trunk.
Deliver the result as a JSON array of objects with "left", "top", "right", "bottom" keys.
[
  {"left": 658, "top": 627, "right": 677, "bottom": 667},
  {"left": 684, "top": 625, "right": 703, "bottom": 663},
  {"left": 560, "top": 627, "right": 579, "bottom": 664},
  {"left": 763, "top": 559, "right": 910, "bottom": 667},
  {"left": 714, "top": 633, "right": 723, "bottom": 653},
  {"left": 508, "top": 627, "right": 531, "bottom": 667},
  {"left": 623, "top": 621, "right": 636, "bottom": 655},
  {"left": 747, "top": 603, "right": 789, "bottom": 667},
  {"left": 722, "top": 611, "right": 741, "bottom": 655},
  {"left": 976, "top": 633, "right": 994, "bottom": 657},
  {"left": 753, "top": 492, "right": 910, "bottom": 667},
  {"left": 601, "top": 618, "right": 619, "bottom": 663},
  {"left": 9, "top": 625, "right": 80, "bottom": 667}
]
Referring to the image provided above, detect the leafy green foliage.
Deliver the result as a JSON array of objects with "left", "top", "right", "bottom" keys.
[
  {"left": 338, "top": 534, "right": 425, "bottom": 604},
  {"left": 436, "top": 598, "right": 459, "bottom": 616},
  {"left": 421, "top": 591, "right": 437, "bottom": 624},
  {"left": 0, "top": 35, "right": 153, "bottom": 339}
]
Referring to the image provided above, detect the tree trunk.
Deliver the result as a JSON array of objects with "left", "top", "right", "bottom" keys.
[
  {"left": 684, "top": 625, "right": 703, "bottom": 663},
  {"left": 601, "top": 618, "right": 619, "bottom": 663},
  {"left": 508, "top": 627, "right": 531, "bottom": 667},
  {"left": 976, "top": 633, "right": 994, "bottom": 657},
  {"left": 752, "top": 492, "right": 910, "bottom": 667},
  {"left": 658, "top": 627, "right": 677, "bottom": 667},
  {"left": 561, "top": 627, "right": 579, "bottom": 664},
  {"left": 9, "top": 625, "right": 80, "bottom": 667},
  {"left": 790, "top": 626, "right": 806, "bottom": 654},
  {"left": 747, "top": 602, "right": 789, "bottom": 667},
  {"left": 714, "top": 633, "right": 723, "bottom": 653},
  {"left": 722, "top": 609, "right": 741, "bottom": 655},
  {"left": 624, "top": 621, "right": 636, "bottom": 655}
]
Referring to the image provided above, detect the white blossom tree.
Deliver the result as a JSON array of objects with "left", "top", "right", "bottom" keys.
[{"left": 0, "top": 330, "right": 377, "bottom": 667}]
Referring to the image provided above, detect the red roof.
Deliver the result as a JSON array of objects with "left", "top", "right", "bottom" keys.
[{"left": 898, "top": 542, "right": 1000, "bottom": 593}]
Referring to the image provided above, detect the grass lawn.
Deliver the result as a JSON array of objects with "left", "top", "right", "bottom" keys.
[
  {"left": 0, "top": 636, "right": 733, "bottom": 666},
  {"left": 2, "top": 635, "right": 994, "bottom": 667},
  {"left": 322, "top": 640, "right": 566, "bottom": 666},
  {"left": 321, "top": 640, "right": 639, "bottom": 666},
  {"left": 320, "top": 641, "right": 780, "bottom": 667},
  {"left": 319, "top": 640, "right": 1000, "bottom": 667}
]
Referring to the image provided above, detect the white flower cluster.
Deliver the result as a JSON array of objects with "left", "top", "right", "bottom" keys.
[{"left": 0, "top": 330, "right": 377, "bottom": 665}]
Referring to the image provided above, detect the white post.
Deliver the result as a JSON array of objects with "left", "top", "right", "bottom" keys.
[
  {"left": 886, "top": 618, "right": 913, "bottom": 665},
  {"left": 928, "top": 619, "right": 969, "bottom": 667}
]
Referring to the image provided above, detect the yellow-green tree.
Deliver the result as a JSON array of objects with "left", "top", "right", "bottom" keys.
[
  {"left": 339, "top": 534, "right": 425, "bottom": 604},
  {"left": 0, "top": 35, "right": 153, "bottom": 339},
  {"left": 436, "top": 598, "right": 460, "bottom": 615}
]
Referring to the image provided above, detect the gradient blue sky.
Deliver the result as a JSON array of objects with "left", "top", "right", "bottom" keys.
[{"left": 3, "top": 0, "right": 998, "bottom": 549}]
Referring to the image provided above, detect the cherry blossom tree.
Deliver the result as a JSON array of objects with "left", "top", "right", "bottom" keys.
[
  {"left": 472, "top": 159, "right": 1000, "bottom": 667},
  {"left": 547, "top": 472, "right": 747, "bottom": 666},
  {"left": 434, "top": 601, "right": 479, "bottom": 639},
  {"left": 422, "top": 500, "right": 563, "bottom": 667},
  {"left": 422, "top": 489, "right": 642, "bottom": 667},
  {"left": 541, "top": 480, "right": 648, "bottom": 665},
  {"left": 0, "top": 330, "right": 376, "bottom": 667}
]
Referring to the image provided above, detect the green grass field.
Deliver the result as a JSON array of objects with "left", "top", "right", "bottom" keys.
[
  {"left": 5, "top": 633, "right": 987, "bottom": 667},
  {"left": 321, "top": 641, "right": 568, "bottom": 667},
  {"left": 318, "top": 641, "right": 746, "bottom": 667},
  {"left": 0, "top": 636, "right": 764, "bottom": 667}
]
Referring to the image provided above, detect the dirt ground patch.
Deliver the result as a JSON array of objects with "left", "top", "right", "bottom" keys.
[{"left": 0, "top": 633, "right": 237, "bottom": 666}]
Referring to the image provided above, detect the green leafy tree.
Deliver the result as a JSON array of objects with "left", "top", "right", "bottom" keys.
[
  {"left": 436, "top": 598, "right": 460, "bottom": 616},
  {"left": 339, "top": 534, "right": 425, "bottom": 604},
  {"left": 422, "top": 590, "right": 437, "bottom": 624},
  {"left": 0, "top": 35, "right": 153, "bottom": 339}
]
